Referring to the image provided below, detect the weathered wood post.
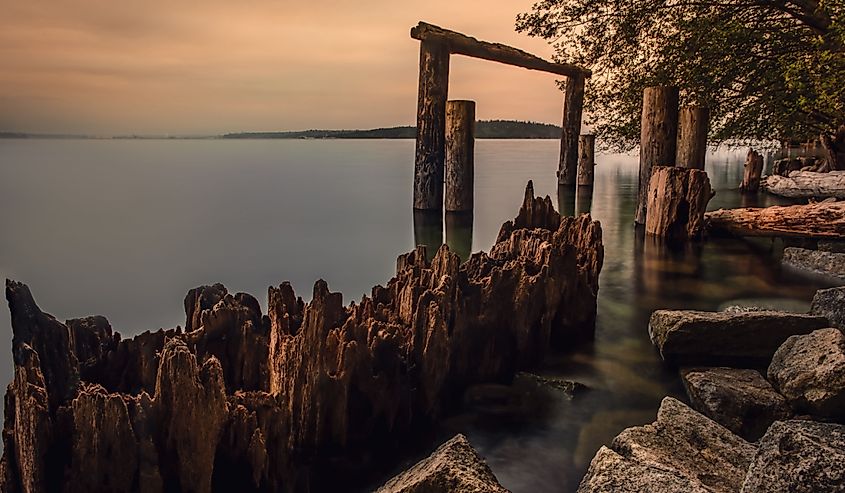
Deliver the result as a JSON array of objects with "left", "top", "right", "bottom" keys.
[
  {"left": 445, "top": 100, "right": 475, "bottom": 212},
  {"left": 740, "top": 149, "right": 764, "bottom": 193},
  {"left": 676, "top": 106, "right": 709, "bottom": 170},
  {"left": 414, "top": 40, "right": 450, "bottom": 210},
  {"left": 636, "top": 86, "right": 680, "bottom": 225},
  {"left": 558, "top": 74, "right": 587, "bottom": 186},
  {"left": 577, "top": 134, "right": 596, "bottom": 187}
]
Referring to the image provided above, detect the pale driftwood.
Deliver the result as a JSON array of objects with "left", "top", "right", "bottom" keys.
[
  {"left": 558, "top": 74, "right": 586, "bottom": 186},
  {"left": 410, "top": 22, "right": 591, "bottom": 78},
  {"left": 676, "top": 106, "right": 709, "bottom": 170},
  {"left": 414, "top": 40, "right": 450, "bottom": 210},
  {"left": 762, "top": 171, "right": 845, "bottom": 199},
  {"left": 706, "top": 202, "right": 845, "bottom": 239},
  {"left": 740, "top": 149, "right": 764, "bottom": 193},
  {"left": 577, "top": 134, "right": 596, "bottom": 186},
  {"left": 445, "top": 100, "right": 475, "bottom": 212},
  {"left": 645, "top": 166, "right": 713, "bottom": 239},
  {"left": 637, "top": 86, "right": 680, "bottom": 225}
]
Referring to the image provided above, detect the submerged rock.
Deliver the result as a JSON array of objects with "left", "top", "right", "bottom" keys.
[
  {"left": 811, "top": 286, "right": 845, "bottom": 330},
  {"left": 681, "top": 367, "right": 790, "bottom": 441},
  {"left": 577, "top": 397, "right": 756, "bottom": 493},
  {"left": 782, "top": 247, "right": 845, "bottom": 281},
  {"left": 374, "top": 434, "right": 509, "bottom": 493},
  {"left": 741, "top": 420, "right": 845, "bottom": 493},
  {"left": 768, "top": 328, "right": 845, "bottom": 419},
  {"left": 648, "top": 309, "right": 829, "bottom": 365}
]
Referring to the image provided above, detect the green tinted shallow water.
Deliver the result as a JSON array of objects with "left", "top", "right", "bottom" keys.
[{"left": 0, "top": 139, "right": 837, "bottom": 490}]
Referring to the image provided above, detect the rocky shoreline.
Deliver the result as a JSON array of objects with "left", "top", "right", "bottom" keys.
[{"left": 0, "top": 183, "right": 604, "bottom": 493}]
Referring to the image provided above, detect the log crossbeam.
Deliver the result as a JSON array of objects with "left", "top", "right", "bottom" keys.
[{"left": 411, "top": 22, "right": 591, "bottom": 78}]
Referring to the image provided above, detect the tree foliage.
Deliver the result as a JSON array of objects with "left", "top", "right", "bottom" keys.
[{"left": 516, "top": 0, "right": 845, "bottom": 150}]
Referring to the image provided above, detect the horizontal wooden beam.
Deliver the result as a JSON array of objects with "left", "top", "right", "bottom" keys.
[{"left": 410, "top": 22, "right": 591, "bottom": 78}]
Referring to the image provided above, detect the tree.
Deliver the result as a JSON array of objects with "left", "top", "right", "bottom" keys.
[{"left": 516, "top": 0, "right": 845, "bottom": 168}]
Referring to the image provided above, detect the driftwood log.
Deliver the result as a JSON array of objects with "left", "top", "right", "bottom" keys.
[
  {"left": 740, "top": 150, "right": 764, "bottom": 193},
  {"left": 762, "top": 171, "right": 845, "bottom": 199},
  {"left": 645, "top": 166, "right": 714, "bottom": 239},
  {"left": 676, "top": 106, "right": 709, "bottom": 170},
  {"left": 0, "top": 184, "right": 603, "bottom": 493},
  {"left": 637, "top": 86, "right": 680, "bottom": 225},
  {"left": 706, "top": 201, "right": 845, "bottom": 239}
]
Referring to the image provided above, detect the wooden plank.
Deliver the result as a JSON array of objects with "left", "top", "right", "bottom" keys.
[
  {"left": 706, "top": 201, "right": 845, "bottom": 239},
  {"left": 411, "top": 22, "right": 590, "bottom": 78}
]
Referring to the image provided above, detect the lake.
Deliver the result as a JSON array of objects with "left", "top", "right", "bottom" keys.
[{"left": 0, "top": 138, "right": 835, "bottom": 491}]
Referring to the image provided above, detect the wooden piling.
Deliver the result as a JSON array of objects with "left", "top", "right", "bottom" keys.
[
  {"left": 558, "top": 74, "right": 586, "bottom": 186},
  {"left": 636, "top": 86, "right": 679, "bottom": 225},
  {"left": 740, "top": 149, "right": 764, "bottom": 193},
  {"left": 577, "top": 134, "right": 596, "bottom": 187},
  {"left": 414, "top": 40, "right": 450, "bottom": 210},
  {"left": 445, "top": 100, "right": 475, "bottom": 212},
  {"left": 676, "top": 106, "right": 709, "bottom": 170}
]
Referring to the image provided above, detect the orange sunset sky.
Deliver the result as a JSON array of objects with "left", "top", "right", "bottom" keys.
[{"left": 0, "top": 0, "right": 568, "bottom": 135}]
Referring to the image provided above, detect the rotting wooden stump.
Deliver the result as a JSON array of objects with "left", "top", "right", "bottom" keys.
[
  {"left": 645, "top": 166, "right": 714, "bottom": 239},
  {"left": 577, "top": 134, "right": 596, "bottom": 187},
  {"left": 445, "top": 100, "right": 475, "bottom": 212},
  {"left": 706, "top": 201, "right": 845, "bottom": 239},
  {"left": 740, "top": 149, "right": 764, "bottom": 193},
  {"left": 676, "top": 106, "right": 709, "bottom": 170},
  {"left": 637, "top": 86, "right": 680, "bottom": 225}
]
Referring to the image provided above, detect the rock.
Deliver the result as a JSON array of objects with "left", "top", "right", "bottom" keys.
[
  {"left": 811, "top": 287, "right": 845, "bottom": 330},
  {"left": 649, "top": 309, "right": 830, "bottom": 365},
  {"left": 681, "top": 367, "right": 791, "bottom": 441},
  {"left": 767, "top": 328, "right": 845, "bottom": 418},
  {"left": 783, "top": 247, "right": 845, "bottom": 280},
  {"left": 818, "top": 239, "right": 845, "bottom": 253},
  {"left": 762, "top": 170, "right": 845, "bottom": 199},
  {"left": 741, "top": 420, "right": 845, "bottom": 493},
  {"left": 374, "top": 434, "right": 509, "bottom": 493},
  {"left": 578, "top": 397, "right": 756, "bottom": 493}
]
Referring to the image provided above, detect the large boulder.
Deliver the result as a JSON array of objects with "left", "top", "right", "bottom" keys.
[
  {"left": 768, "top": 328, "right": 845, "bottom": 418},
  {"left": 375, "top": 434, "right": 509, "bottom": 493},
  {"left": 578, "top": 397, "right": 756, "bottom": 493},
  {"left": 741, "top": 420, "right": 845, "bottom": 492},
  {"left": 812, "top": 287, "right": 845, "bottom": 330},
  {"left": 782, "top": 247, "right": 845, "bottom": 281},
  {"left": 649, "top": 309, "right": 829, "bottom": 365},
  {"left": 682, "top": 367, "right": 791, "bottom": 441}
]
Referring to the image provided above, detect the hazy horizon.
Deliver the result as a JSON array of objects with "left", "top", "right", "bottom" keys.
[{"left": 1, "top": 1, "right": 570, "bottom": 135}]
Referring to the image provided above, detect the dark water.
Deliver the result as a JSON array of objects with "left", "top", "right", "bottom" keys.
[{"left": 0, "top": 139, "right": 837, "bottom": 490}]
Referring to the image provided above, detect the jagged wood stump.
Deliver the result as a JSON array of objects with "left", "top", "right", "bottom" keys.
[
  {"left": 645, "top": 166, "right": 714, "bottom": 239},
  {"left": 740, "top": 149, "right": 764, "bottom": 193}
]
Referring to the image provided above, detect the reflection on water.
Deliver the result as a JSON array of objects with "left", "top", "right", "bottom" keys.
[
  {"left": 446, "top": 212, "right": 473, "bottom": 262},
  {"left": 575, "top": 186, "right": 593, "bottom": 216},
  {"left": 557, "top": 185, "right": 577, "bottom": 217},
  {"left": 412, "top": 211, "right": 474, "bottom": 263}
]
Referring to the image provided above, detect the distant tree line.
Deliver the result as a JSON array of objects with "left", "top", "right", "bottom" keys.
[{"left": 222, "top": 120, "right": 562, "bottom": 139}]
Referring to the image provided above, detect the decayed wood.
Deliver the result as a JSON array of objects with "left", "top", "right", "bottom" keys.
[
  {"left": 740, "top": 149, "right": 764, "bottom": 193},
  {"left": 762, "top": 171, "right": 845, "bottom": 199},
  {"left": 445, "top": 100, "right": 475, "bottom": 212},
  {"left": 410, "top": 22, "right": 591, "bottom": 78},
  {"left": 636, "top": 86, "right": 680, "bottom": 225},
  {"left": 820, "top": 125, "right": 845, "bottom": 171},
  {"left": 645, "top": 166, "right": 713, "bottom": 239},
  {"left": 558, "top": 74, "right": 587, "bottom": 186},
  {"left": 706, "top": 202, "right": 845, "bottom": 239},
  {"left": 414, "top": 40, "right": 450, "bottom": 210},
  {"left": 676, "top": 106, "right": 709, "bottom": 170},
  {"left": 577, "top": 134, "right": 596, "bottom": 186}
]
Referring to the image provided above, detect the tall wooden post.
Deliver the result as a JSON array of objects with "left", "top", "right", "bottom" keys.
[
  {"left": 636, "top": 86, "right": 679, "bottom": 225},
  {"left": 577, "top": 134, "right": 596, "bottom": 187},
  {"left": 445, "top": 100, "right": 475, "bottom": 212},
  {"left": 676, "top": 106, "right": 709, "bottom": 170},
  {"left": 558, "top": 74, "right": 586, "bottom": 186},
  {"left": 414, "top": 40, "right": 450, "bottom": 210}
]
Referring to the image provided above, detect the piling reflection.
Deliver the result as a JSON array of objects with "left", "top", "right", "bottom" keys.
[
  {"left": 576, "top": 186, "right": 594, "bottom": 215},
  {"left": 413, "top": 209, "right": 443, "bottom": 261},
  {"left": 557, "top": 185, "right": 577, "bottom": 217},
  {"left": 446, "top": 212, "right": 473, "bottom": 262}
]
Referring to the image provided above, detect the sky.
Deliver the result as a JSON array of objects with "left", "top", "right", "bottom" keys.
[{"left": 0, "top": 0, "right": 569, "bottom": 135}]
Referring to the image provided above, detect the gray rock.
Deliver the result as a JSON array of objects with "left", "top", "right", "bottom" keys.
[
  {"left": 812, "top": 286, "right": 845, "bottom": 330},
  {"left": 577, "top": 397, "right": 756, "bottom": 493},
  {"left": 375, "top": 434, "right": 509, "bottom": 493},
  {"left": 649, "top": 309, "right": 829, "bottom": 365},
  {"left": 681, "top": 367, "right": 791, "bottom": 441},
  {"left": 818, "top": 240, "right": 845, "bottom": 253},
  {"left": 717, "top": 298, "right": 810, "bottom": 314},
  {"left": 783, "top": 247, "right": 845, "bottom": 281},
  {"left": 741, "top": 420, "right": 845, "bottom": 493},
  {"left": 768, "top": 328, "right": 845, "bottom": 418}
]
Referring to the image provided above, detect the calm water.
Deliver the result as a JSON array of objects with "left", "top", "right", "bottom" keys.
[{"left": 0, "top": 139, "right": 837, "bottom": 491}]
